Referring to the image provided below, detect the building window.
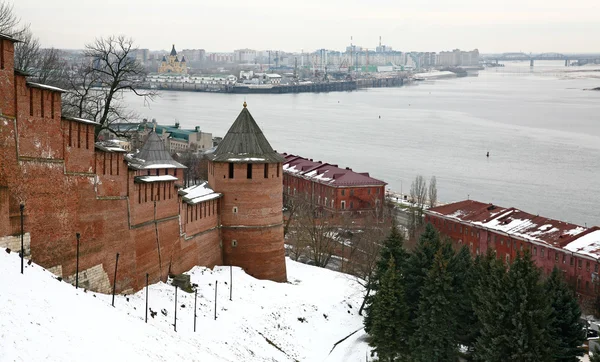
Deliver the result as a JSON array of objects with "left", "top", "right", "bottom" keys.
[
  {"left": 264, "top": 164, "right": 268, "bottom": 178},
  {"left": 533, "top": 247, "right": 537, "bottom": 256},
  {"left": 229, "top": 163, "right": 234, "bottom": 178},
  {"left": 376, "top": 188, "right": 380, "bottom": 194},
  {"left": 555, "top": 253, "right": 559, "bottom": 263},
  {"left": 505, "top": 254, "right": 510, "bottom": 264},
  {"left": 350, "top": 190, "right": 354, "bottom": 196},
  {"left": 563, "top": 254, "right": 566, "bottom": 264},
  {"left": 368, "top": 189, "right": 371, "bottom": 195},
  {"left": 341, "top": 201, "right": 346, "bottom": 210},
  {"left": 596, "top": 264, "right": 599, "bottom": 273},
  {"left": 587, "top": 261, "right": 590, "bottom": 271},
  {"left": 341, "top": 189, "right": 345, "bottom": 196},
  {"left": 277, "top": 163, "right": 280, "bottom": 177},
  {"left": 541, "top": 248, "right": 545, "bottom": 257},
  {"left": 247, "top": 164, "right": 252, "bottom": 179},
  {"left": 350, "top": 201, "right": 354, "bottom": 209},
  {"left": 579, "top": 260, "right": 582, "bottom": 269},
  {"left": 570, "top": 257, "right": 574, "bottom": 266}
]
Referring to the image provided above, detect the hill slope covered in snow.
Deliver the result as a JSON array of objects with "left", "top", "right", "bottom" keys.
[{"left": 0, "top": 251, "right": 370, "bottom": 361}]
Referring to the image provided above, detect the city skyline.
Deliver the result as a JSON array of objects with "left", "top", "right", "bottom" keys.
[{"left": 12, "top": 0, "right": 600, "bottom": 54}]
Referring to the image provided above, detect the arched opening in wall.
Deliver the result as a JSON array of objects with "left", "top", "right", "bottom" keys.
[
  {"left": 229, "top": 163, "right": 234, "bottom": 178},
  {"left": 247, "top": 164, "right": 252, "bottom": 179}
]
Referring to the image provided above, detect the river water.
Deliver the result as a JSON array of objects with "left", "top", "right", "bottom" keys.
[{"left": 124, "top": 61, "right": 600, "bottom": 226}]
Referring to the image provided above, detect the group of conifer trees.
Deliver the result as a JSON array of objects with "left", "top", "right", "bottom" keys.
[{"left": 363, "top": 223, "right": 587, "bottom": 362}]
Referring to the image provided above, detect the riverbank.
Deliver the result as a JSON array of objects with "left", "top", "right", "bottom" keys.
[{"left": 124, "top": 64, "right": 600, "bottom": 226}]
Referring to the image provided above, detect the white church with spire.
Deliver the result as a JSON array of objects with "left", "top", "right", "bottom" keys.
[{"left": 158, "top": 44, "right": 187, "bottom": 74}]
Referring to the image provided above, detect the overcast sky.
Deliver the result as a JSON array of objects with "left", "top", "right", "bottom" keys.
[{"left": 12, "top": 0, "right": 600, "bottom": 54}]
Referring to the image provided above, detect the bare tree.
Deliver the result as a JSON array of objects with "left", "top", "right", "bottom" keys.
[
  {"left": 408, "top": 175, "right": 427, "bottom": 239},
  {"left": 286, "top": 201, "right": 340, "bottom": 268},
  {"left": 428, "top": 176, "right": 438, "bottom": 208},
  {"left": 13, "top": 26, "right": 39, "bottom": 72},
  {"left": 63, "top": 35, "right": 155, "bottom": 139},
  {"left": 0, "top": 1, "right": 21, "bottom": 35}
]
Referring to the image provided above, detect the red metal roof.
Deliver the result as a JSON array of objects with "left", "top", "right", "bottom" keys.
[
  {"left": 281, "top": 153, "right": 386, "bottom": 187},
  {"left": 427, "top": 200, "right": 587, "bottom": 248}
]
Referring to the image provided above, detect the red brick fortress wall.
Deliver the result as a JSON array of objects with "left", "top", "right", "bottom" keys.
[{"left": 0, "top": 38, "right": 223, "bottom": 293}]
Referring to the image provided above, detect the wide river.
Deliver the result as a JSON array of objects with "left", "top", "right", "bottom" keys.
[{"left": 124, "top": 61, "right": 600, "bottom": 226}]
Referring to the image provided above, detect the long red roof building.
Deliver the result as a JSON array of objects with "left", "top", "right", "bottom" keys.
[
  {"left": 426, "top": 200, "right": 600, "bottom": 304},
  {"left": 281, "top": 153, "right": 387, "bottom": 218}
]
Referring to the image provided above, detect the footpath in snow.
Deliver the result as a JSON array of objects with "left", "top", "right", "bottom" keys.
[{"left": 0, "top": 250, "right": 371, "bottom": 361}]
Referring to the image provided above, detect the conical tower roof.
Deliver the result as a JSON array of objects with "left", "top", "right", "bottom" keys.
[
  {"left": 128, "top": 132, "right": 186, "bottom": 169},
  {"left": 170, "top": 44, "right": 177, "bottom": 56},
  {"left": 208, "top": 103, "right": 285, "bottom": 164}
]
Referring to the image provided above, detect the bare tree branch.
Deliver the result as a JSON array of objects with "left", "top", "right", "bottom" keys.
[{"left": 62, "top": 35, "right": 155, "bottom": 139}]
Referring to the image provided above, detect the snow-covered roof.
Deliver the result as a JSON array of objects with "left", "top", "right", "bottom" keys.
[
  {"left": 27, "top": 82, "right": 66, "bottom": 93},
  {"left": 178, "top": 182, "right": 221, "bottom": 204},
  {"left": 564, "top": 228, "right": 600, "bottom": 259},
  {"left": 281, "top": 153, "right": 386, "bottom": 187},
  {"left": 95, "top": 141, "right": 128, "bottom": 153},
  {"left": 427, "top": 200, "right": 589, "bottom": 249},
  {"left": 134, "top": 175, "right": 178, "bottom": 183},
  {"left": 63, "top": 116, "right": 100, "bottom": 126}
]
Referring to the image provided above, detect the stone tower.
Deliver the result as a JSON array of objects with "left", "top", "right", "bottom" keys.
[{"left": 207, "top": 103, "right": 287, "bottom": 282}]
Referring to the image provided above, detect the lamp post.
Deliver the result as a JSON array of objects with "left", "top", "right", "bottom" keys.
[
  {"left": 75, "top": 233, "right": 80, "bottom": 289},
  {"left": 20, "top": 203, "right": 24, "bottom": 274}
]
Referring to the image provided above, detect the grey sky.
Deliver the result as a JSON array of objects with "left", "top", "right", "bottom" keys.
[{"left": 13, "top": 0, "right": 600, "bottom": 53}]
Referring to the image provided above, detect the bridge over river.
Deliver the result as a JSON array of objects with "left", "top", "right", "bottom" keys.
[{"left": 483, "top": 52, "right": 600, "bottom": 66}]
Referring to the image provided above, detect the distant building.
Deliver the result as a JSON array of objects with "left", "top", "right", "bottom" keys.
[
  {"left": 281, "top": 154, "right": 387, "bottom": 219},
  {"left": 437, "top": 49, "right": 479, "bottom": 67},
  {"left": 234, "top": 49, "right": 257, "bottom": 63},
  {"left": 159, "top": 45, "right": 187, "bottom": 74},
  {"left": 138, "top": 121, "right": 213, "bottom": 152},
  {"left": 206, "top": 52, "right": 234, "bottom": 64}
]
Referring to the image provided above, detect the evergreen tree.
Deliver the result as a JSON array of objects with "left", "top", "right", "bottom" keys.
[
  {"left": 410, "top": 249, "right": 458, "bottom": 362},
  {"left": 545, "top": 267, "right": 586, "bottom": 362},
  {"left": 368, "top": 256, "right": 410, "bottom": 362},
  {"left": 473, "top": 251, "right": 511, "bottom": 362},
  {"left": 404, "top": 224, "right": 453, "bottom": 333},
  {"left": 474, "top": 251, "right": 552, "bottom": 362},
  {"left": 364, "top": 224, "right": 408, "bottom": 334},
  {"left": 450, "top": 245, "right": 477, "bottom": 352}
]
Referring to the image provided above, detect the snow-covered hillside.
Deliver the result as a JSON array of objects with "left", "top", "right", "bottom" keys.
[{"left": 0, "top": 250, "right": 370, "bottom": 361}]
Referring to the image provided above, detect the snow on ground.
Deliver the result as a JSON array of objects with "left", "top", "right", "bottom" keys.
[{"left": 0, "top": 250, "right": 370, "bottom": 361}]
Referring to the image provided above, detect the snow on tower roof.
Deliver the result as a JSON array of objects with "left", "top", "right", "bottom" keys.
[
  {"left": 207, "top": 103, "right": 285, "bottom": 164},
  {"left": 126, "top": 132, "right": 186, "bottom": 170}
]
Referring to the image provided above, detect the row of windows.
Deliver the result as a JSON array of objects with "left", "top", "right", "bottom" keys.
[
  {"left": 223, "top": 163, "right": 279, "bottom": 179},
  {"left": 186, "top": 199, "right": 217, "bottom": 222},
  {"left": 137, "top": 181, "right": 174, "bottom": 203}
]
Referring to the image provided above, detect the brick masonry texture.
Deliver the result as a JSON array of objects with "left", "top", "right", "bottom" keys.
[{"left": 0, "top": 38, "right": 286, "bottom": 292}]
